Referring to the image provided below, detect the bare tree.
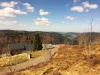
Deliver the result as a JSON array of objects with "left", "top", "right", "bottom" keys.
[
  {"left": 79, "top": 19, "right": 95, "bottom": 59},
  {"left": 87, "top": 19, "right": 94, "bottom": 59}
]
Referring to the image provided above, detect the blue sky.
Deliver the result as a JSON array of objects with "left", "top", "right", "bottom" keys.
[{"left": 0, "top": 0, "right": 100, "bottom": 32}]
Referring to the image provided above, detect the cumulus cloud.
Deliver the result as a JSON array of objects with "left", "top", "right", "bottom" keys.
[
  {"left": 71, "top": 6, "right": 84, "bottom": 12},
  {"left": 62, "top": 22, "right": 69, "bottom": 24},
  {"left": 0, "top": 7, "right": 27, "bottom": 18},
  {"left": 0, "top": 20, "right": 17, "bottom": 26},
  {"left": 0, "top": 1, "right": 18, "bottom": 7},
  {"left": 19, "top": 23, "right": 26, "bottom": 26},
  {"left": 65, "top": 16, "right": 75, "bottom": 20},
  {"left": 73, "top": 0, "right": 77, "bottom": 3},
  {"left": 65, "top": 4, "right": 69, "bottom": 7},
  {"left": 0, "top": 20, "right": 27, "bottom": 26},
  {"left": 71, "top": 1, "right": 98, "bottom": 13},
  {"left": 73, "top": 0, "right": 80, "bottom": 3},
  {"left": 39, "top": 9, "right": 50, "bottom": 15},
  {"left": 82, "top": 1, "right": 98, "bottom": 9},
  {"left": 62, "top": 22, "right": 65, "bottom": 24},
  {"left": 23, "top": 3, "right": 34, "bottom": 12},
  {"left": 34, "top": 17, "right": 51, "bottom": 26},
  {"left": 86, "top": 9, "right": 89, "bottom": 12},
  {"left": 0, "top": 17, "right": 4, "bottom": 19}
]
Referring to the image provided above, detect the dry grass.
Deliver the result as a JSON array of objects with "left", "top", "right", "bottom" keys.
[
  {"left": 0, "top": 53, "right": 29, "bottom": 67},
  {"left": 3, "top": 44, "right": 100, "bottom": 75},
  {"left": 31, "top": 50, "right": 46, "bottom": 58},
  {"left": 0, "top": 49, "right": 46, "bottom": 68}
]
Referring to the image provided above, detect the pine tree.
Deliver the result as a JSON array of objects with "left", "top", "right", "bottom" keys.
[{"left": 33, "top": 32, "right": 43, "bottom": 51}]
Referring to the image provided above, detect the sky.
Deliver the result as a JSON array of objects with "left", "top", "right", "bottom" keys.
[{"left": 0, "top": 0, "right": 100, "bottom": 32}]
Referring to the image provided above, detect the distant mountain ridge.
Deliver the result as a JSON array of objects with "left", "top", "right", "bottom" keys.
[{"left": 58, "top": 32, "right": 81, "bottom": 40}]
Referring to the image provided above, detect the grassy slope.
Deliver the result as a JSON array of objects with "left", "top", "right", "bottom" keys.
[
  {"left": 3, "top": 44, "right": 100, "bottom": 75},
  {"left": 0, "top": 53, "right": 29, "bottom": 67},
  {"left": 0, "top": 50, "right": 45, "bottom": 69},
  {"left": 31, "top": 50, "right": 46, "bottom": 58}
]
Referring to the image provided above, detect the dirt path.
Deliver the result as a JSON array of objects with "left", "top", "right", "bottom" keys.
[{"left": 0, "top": 48, "right": 58, "bottom": 75}]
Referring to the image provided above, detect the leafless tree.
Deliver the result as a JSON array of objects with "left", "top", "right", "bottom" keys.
[{"left": 79, "top": 19, "right": 96, "bottom": 60}]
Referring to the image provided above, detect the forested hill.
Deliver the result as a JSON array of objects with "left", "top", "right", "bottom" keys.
[{"left": 0, "top": 30, "right": 71, "bottom": 54}]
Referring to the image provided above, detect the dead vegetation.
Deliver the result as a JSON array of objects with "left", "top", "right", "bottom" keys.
[{"left": 2, "top": 44, "right": 100, "bottom": 75}]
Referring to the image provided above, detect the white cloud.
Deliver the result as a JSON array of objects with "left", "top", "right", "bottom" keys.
[
  {"left": 0, "top": 20, "right": 27, "bottom": 26},
  {"left": 73, "top": 0, "right": 77, "bottom": 3},
  {"left": 82, "top": 1, "right": 98, "bottom": 9},
  {"left": 62, "top": 22, "right": 69, "bottom": 24},
  {"left": 71, "top": 1, "right": 98, "bottom": 13},
  {"left": 65, "top": 4, "right": 69, "bottom": 6},
  {"left": 23, "top": 3, "right": 34, "bottom": 12},
  {"left": 62, "top": 22, "right": 65, "bottom": 24},
  {"left": 0, "top": 20, "right": 17, "bottom": 26},
  {"left": 39, "top": 9, "right": 50, "bottom": 15},
  {"left": 73, "top": 0, "right": 79, "bottom": 3},
  {"left": 71, "top": 6, "right": 84, "bottom": 12},
  {"left": 86, "top": 9, "right": 89, "bottom": 12},
  {"left": 0, "top": 17, "right": 4, "bottom": 19},
  {"left": 65, "top": 16, "right": 75, "bottom": 20},
  {"left": 34, "top": 17, "right": 51, "bottom": 26},
  {"left": 19, "top": 23, "right": 26, "bottom": 26},
  {"left": 0, "top": 1, "right": 18, "bottom": 7},
  {"left": 0, "top": 7, "right": 27, "bottom": 18}
]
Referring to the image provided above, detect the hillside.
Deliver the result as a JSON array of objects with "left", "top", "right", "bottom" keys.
[
  {"left": 0, "top": 30, "right": 71, "bottom": 54},
  {"left": 3, "top": 44, "right": 100, "bottom": 75},
  {"left": 74, "top": 32, "right": 100, "bottom": 45}
]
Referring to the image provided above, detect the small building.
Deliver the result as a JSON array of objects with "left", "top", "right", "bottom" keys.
[
  {"left": 52, "top": 45, "right": 59, "bottom": 48},
  {"left": 9, "top": 44, "right": 25, "bottom": 55},
  {"left": 42, "top": 44, "right": 54, "bottom": 49},
  {"left": 25, "top": 44, "right": 33, "bottom": 52},
  {"left": 8, "top": 43, "right": 59, "bottom": 56}
]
